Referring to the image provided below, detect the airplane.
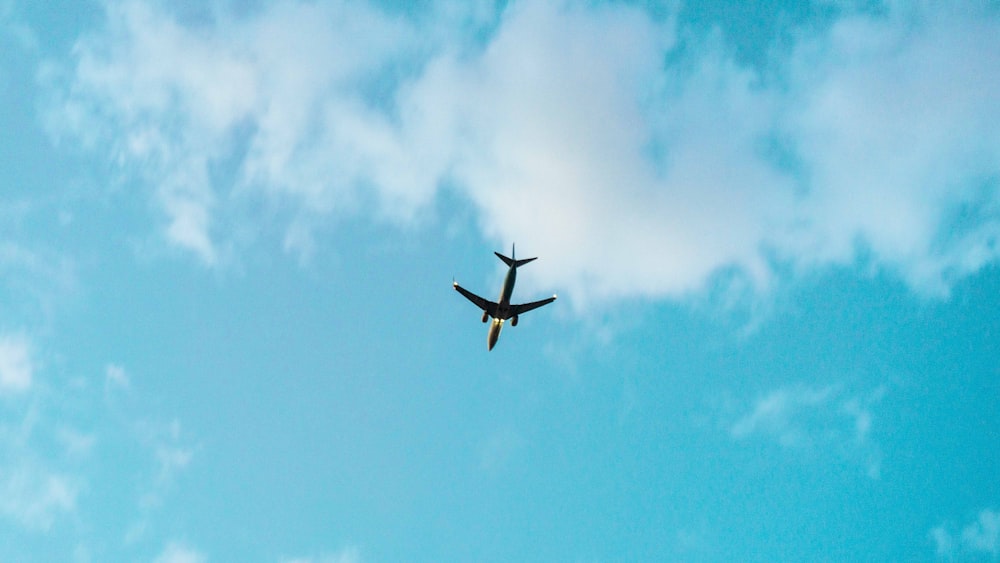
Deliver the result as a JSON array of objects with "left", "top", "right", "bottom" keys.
[{"left": 453, "top": 244, "right": 557, "bottom": 351}]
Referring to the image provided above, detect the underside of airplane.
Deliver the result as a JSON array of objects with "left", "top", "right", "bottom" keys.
[{"left": 454, "top": 245, "right": 557, "bottom": 350}]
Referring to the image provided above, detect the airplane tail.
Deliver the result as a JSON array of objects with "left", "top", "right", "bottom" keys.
[{"left": 495, "top": 245, "right": 537, "bottom": 268}]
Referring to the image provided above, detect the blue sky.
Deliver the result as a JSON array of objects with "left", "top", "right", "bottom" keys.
[{"left": 1, "top": 0, "right": 999, "bottom": 561}]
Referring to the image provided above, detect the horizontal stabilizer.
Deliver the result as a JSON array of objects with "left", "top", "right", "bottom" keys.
[{"left": 495, "top": 252, "right": 537, "bottom": 268}]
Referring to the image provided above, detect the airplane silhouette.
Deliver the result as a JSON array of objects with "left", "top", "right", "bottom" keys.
[{"left": 454, "top": 245, "right": 557, "bottom": 350}]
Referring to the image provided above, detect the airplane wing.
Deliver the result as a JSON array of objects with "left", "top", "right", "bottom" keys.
[
  {"left": 453, "top": 282, "right": 499, "bottom": 317},
  {"left": 509, "top": 295, "right": 557, "bottom": 317}
]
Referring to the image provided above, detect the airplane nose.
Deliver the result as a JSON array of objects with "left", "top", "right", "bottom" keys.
[{"left": 487, "top": 321, "right": 501, "bottom": 351}]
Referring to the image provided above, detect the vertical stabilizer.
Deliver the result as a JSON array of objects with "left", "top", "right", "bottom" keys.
[{"left": 495, "top": 244, "right": 537, "bottom": 268}]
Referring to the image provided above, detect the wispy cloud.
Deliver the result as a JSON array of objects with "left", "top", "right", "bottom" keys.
[
  {"left": 0, "top": 351, "right": 199, "bottom": 558},
  {"left": 730, "top": 384, "right": 837, "bottom": 445},
  {"left": 730, "top": 383, "right": 885, "bottom": 478},
  {"left": 0, "top": 334, "right": 83, "bottom": 532},
  {"left": 930, "top": 524, "right": 955, "bottom": 557},
  {"left": 962, "top": 510, "right": 1000, "bottom": 557},
  {"left": 779, "top": 4, "right": 1000, "bottom": 295},
  {"left": 45, "top": 1, "right": 1000, "bottom": 305},
  {"left": 0, "top": 333, "right": 33, "bottom": 393},
  {"left": 0, "top": 241, "right": 77, "bottom": 330},
  {"left": 0, "top": 463, "right": 79, "bottom": 531},
  {"left": 0, "top": 0, "right": 37, "bottom": 51},
  {"left": 931, "top": 508, "right": 1000, "bottom": 558},
  {"left": 45, "top": 0, "right": 428, "bottom": 265},
  {"left": 104, "top": 363, "right": 130, "bottom": 392},
  {"left": 134, "top": 417, "right": 196, "bottom": 514},
  {"left": 153, "top": 541, "right": 206, "bottom": 563}
]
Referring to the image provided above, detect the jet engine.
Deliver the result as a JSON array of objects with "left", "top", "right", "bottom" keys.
[
  {"left": 482, "top": 311, "right": 489, "bottom": 323},
  {"left": 511, "top": 315, "right": 519, "bottom": 327}
]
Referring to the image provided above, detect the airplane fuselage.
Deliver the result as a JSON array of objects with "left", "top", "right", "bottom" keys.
[
  {"left": 488, "top": 263, "right": 518, "bottom": 350},
  {"left": 498, "top": 265, "right": 516, "bottom": 310}
]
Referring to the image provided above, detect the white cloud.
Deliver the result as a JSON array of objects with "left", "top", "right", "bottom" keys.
[
  {"left": 135, "top": 418, "right": 195, "bottom": 510},
  {"left": 779, "top": 4, "right": 1000, "bottom": 295},
  {"left": 0, "top": 349, "right": 198, "bottom": 555},
  {"left": 48, "top": 0, "right": 425, "bottom": 265},
  {"left": 730, "top": 384, "right": 838, "bottom": 446},
  {"left": 0, "top": 464, "right": 79, "bottom": 531},
  {"left": 155, "top": 443, "right": 193, "bottom": 480},
  {"left": 160, "top": 183, "right": 217, "bottom": 266},
  {"left": 962, "top": 509, "right": 1000, "bottom": 556},
  {"left": 0, "top": 333, "right": 33, "bottom": 393},
  {"left": 931, "top": 509, "right": 1000, "bottom": 558},
  {"left": 105, "top": 363, "right": 130, "bottom": 390},
  {"left": 0, "top": 335, "right": 85, "bottom": 535},
  {"left": 47, "top": 1, "right": 1000, "bottom": 305},
  {"left": 153, "top": 541, "right": 206, "bottom": 563},
  {"left": 930, "top": 525, "right": 954, "bottom": 557},
  {"left": 730, "top": 384, "right": 884, "bottom": 478}
]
